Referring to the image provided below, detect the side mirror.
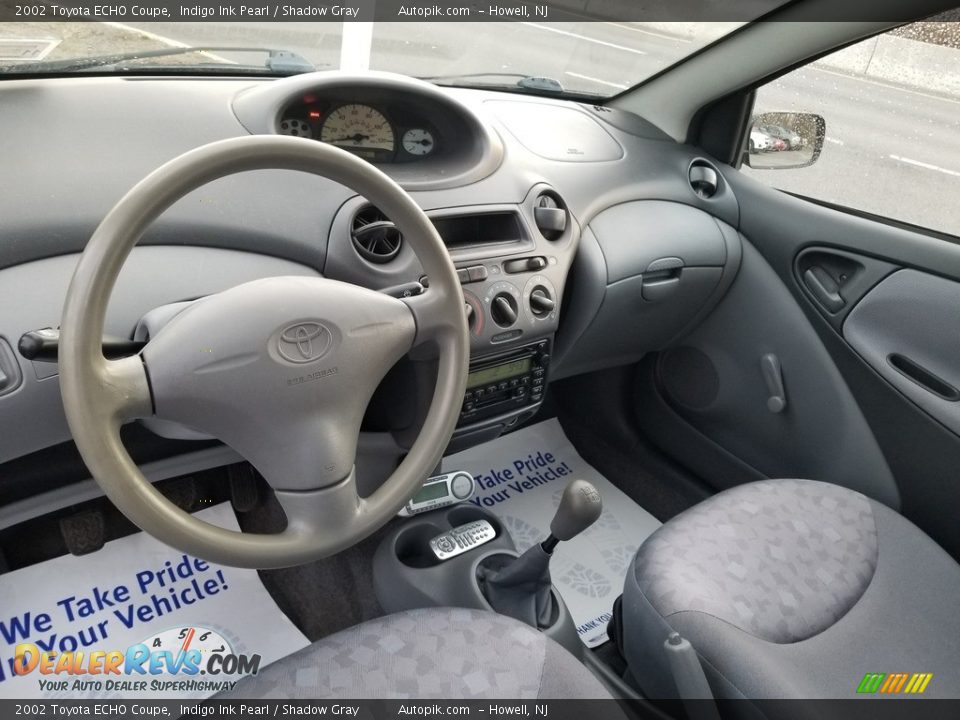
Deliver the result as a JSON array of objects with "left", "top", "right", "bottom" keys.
[{"left": 744, "top": 112, "right": 826, "bottom": 170}]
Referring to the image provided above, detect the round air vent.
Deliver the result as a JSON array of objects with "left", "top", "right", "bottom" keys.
[
  {"left": 688, "top": 160, "right": 720, "bottom": 199},
  {"left": 351, "top": 206, "right": 403, "bottom": 264},
  {"left": 533, "top": 191, "right": 567, "bottom": 241}
]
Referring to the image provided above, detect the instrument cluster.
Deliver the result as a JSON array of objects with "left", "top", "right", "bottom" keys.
[{"left": 277, "top": 97, "right": 440, "bottom": 164}]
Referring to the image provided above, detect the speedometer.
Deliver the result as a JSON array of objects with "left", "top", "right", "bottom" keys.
[{"left": 320, "top": 104, "right": 395, "bottom": 157}]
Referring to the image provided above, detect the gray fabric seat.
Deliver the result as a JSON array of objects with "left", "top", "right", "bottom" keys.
[
  {"left": 221, "top": 607, "right": 611, "bottom": 699},
  {"left": 623, "top": 479, "right": 960, "bottom": 699}
]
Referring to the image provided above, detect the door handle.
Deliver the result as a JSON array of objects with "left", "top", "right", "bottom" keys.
[
  {"left": 802, "top": 266, "right": 845, "bottom": 313},
  {"left": 888, "top": 354, "right": 960, "bottom": 401}
]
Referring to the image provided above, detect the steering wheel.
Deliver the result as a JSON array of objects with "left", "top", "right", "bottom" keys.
[{"left": 59, "top": 136, "right": 469, "bottom": 569}]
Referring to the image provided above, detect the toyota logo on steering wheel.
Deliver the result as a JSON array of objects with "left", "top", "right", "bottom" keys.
[{"left": 277, "top": 322, "right": 332, "bottom": 363}]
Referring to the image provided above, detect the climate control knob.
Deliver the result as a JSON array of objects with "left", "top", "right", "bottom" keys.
[
  {"left": 529, "top": 286, "right": 555, "bottom": 317},
  {"left": 491, "top": 293, "right": 519, "bottom": 327}
]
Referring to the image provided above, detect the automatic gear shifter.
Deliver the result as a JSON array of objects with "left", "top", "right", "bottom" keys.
[{"left": 477, "top": 479, "right": 602, "bottom": 628}]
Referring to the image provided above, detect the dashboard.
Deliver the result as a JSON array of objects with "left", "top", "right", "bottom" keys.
[{"left": 0, "top": 69, "right": 743, "bottom": 523}]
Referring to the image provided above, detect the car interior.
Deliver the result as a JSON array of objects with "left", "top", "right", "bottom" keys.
[{"left": 2, "top": 2, "right": 960, "bottom": 712}]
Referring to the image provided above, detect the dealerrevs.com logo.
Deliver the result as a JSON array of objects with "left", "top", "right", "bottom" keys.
[{"left": 12, "top": 626, "right": 260, "bottom": 694}]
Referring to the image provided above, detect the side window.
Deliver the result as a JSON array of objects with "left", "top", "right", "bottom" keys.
[{"left": 741, "top": 18, "right": 960, "bottom": 238}]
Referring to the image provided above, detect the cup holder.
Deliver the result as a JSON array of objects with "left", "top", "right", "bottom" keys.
[{"left": 394, "top": 523, "right": 444, "bottom": 568}]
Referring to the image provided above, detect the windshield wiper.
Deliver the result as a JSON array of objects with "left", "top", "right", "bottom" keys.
[
  {"left": 418, "top": 73, "right": 567, "bottom": 94},
  {"left": 0, "top": 46, "right": 316, "bottom": 75}
]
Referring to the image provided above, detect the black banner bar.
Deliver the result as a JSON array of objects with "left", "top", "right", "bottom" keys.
[
  {"left": 2, "top": 0, "right": 959, "bottom": 22},
  {"left": 1, "top": 699, "right": 960, "bottom": 719}
]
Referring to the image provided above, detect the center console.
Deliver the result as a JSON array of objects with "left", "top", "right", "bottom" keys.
[{"left": 372, "top": 503, "right": 583, "bottom": 656}]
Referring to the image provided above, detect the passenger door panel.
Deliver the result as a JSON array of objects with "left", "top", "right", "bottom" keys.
[
  {"left": 642, "top": 238, "right": 901, "bottom": 508},
  {"left": 845, "top": 269, "right": 960, "bottom": 434},
  {"left": 712, "top": 170, "right": 960, "bottom": 558}
]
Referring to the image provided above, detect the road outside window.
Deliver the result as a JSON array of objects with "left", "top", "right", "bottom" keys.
[{"left": 743, "top": 17, "right": 960, "bottom": 238}]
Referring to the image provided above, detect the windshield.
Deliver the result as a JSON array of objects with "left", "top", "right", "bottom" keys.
[{"left": 0, "top": 21, "right": 745, "bottom": 97}]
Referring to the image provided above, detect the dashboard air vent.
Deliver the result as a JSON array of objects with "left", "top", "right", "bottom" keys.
[
  {"left": 688, "top": 160, "right": 720, "bottom": 199},
  {"left": 351, "top": 206, "right": 403, "bottom": 264},
  {"left": 533, "top": 192, "right": 567, "bottom": 241}
]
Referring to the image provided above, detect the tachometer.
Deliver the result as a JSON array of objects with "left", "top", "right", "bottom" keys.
[
  {"left": 320, "top": 104, "right": 395, "bottom": 157},
  {"left": 402, "top": 128, "right": 435, "bottom": 156}
]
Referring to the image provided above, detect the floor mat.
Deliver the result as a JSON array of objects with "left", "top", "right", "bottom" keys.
[
  {"left": 0, "top": 503, "right": 308, "bottom": 699},
  {"left": 444, "top": 418, "right": 661, "bottom": 647}
]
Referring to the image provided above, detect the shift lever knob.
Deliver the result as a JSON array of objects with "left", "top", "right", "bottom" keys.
[{"left": 549, "top": 479, "right": 602, "bottom": 541}]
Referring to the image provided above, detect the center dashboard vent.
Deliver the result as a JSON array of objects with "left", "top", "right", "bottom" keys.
[{"left": 351, "top": 206, "right": 403, "bottom": 263}]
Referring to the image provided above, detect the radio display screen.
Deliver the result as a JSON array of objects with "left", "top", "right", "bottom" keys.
[
  {"left": 467, "top": 358, "right": 532, "bottom": 389},
  {"left": 412, "top": 480, "right": 449, "bottom": 504}
]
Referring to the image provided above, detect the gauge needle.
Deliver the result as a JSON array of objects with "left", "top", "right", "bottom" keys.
[{"left": 180, "top": 627, "right": 196, "bottom": 653}]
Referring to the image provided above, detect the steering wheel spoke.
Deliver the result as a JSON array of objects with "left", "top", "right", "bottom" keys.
[
  {"left": 400, "top": 287, "right": 462, "bottom": 346},
  {"left": 101, "top": 354, "right": 154, "bottom": 422},
  {"left": 274, "top": 472, "right": 364, "bottom": 541}
]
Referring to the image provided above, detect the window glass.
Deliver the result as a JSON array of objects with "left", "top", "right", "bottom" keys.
[{"left": 743, "top": 18, "right": 960, "bottom": 237}]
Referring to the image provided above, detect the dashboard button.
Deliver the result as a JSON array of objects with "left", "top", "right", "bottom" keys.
[
  {"left": 504, "top": 257, "right": 547, "bottom": 274},
  {"left": 456, "top": 268, "right": 471, "bottom": 283},
  {"left": 468, "top": 265, "right": 489, "bottom": 282}
]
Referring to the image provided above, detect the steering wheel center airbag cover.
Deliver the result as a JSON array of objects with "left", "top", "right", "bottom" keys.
[{"left": 143, "top": 276, "right": 415, "bottom": 491}]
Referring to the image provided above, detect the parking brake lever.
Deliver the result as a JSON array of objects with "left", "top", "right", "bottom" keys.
[{"left": 18, "top": 328, "right": 146, "bottom": 363}]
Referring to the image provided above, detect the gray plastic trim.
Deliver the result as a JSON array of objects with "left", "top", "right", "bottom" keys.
[
  {"left": 0, "top": 446, "right": 243, "bottom": 532},
  {"left": 486, "top": 100, "right": 624, "bottom": 162},
  {"left": 656, "top": 240, "right": 899, "bottom": 507},
  {"left": 553, "top": 203, "right": 741, "bottom": 380},
  {"left": 844, "top": 269, "right": 960, "bottom": 437}
]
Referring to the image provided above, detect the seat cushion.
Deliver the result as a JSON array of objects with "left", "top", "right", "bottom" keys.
[
  {"left": 623, "top": 479, "right": 960, "bottom": 699},
  {"left": 219, "top": 607, "right": 611, "bottom": 699},
  {"left": 634, "top": 478, "right": 878, "bottom": 643}
]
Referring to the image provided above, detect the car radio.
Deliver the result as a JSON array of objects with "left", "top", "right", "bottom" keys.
[{"left": 459, "top": 339, "right": 550, "bottom": 426}]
